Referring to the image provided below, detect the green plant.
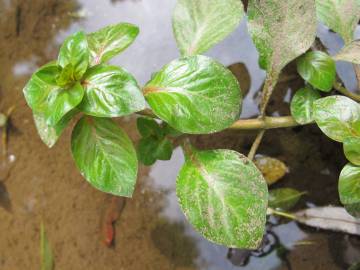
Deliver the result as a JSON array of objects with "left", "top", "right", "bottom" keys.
[{"left": 23, "top": 0, "right": 360, "bottom": 249}]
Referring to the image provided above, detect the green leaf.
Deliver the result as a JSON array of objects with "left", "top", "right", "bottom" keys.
[
  {"left": 339, "top": 163, "right": 360, "bottom": 218},
  {"left": 23, "top": 63, "right": 84, "bottom": 126},
  {"left": 56, "top": 64, "right": 76, "bottom": 87},
  {"left": 40, "top": 222, "right": 54, "bottom": 270},
  {"left": 137, "top": 136, "right": 173, "bottom": 166},
  {"left": 136, "top": 117, "right": 162, "bottom": 138},
  {"left": 313, "top": 96, "right": 360, "bottom": 142},
  {"left": 290, "top": 87, "right": 321, "bottom": 124},
  {"left": 247, "top": 0, "right": 316, "bottom": 72},
  {"left": 316, "top": 0, "right": 360, "bottom": 44},
  {"left": 268, "top": 188, "right": 305, "bottom": 211},
  {"left": 172, "top": 0, "right": 244, "bottom": 56},
  {"left": 297, "top": 51, "right": 336, "bottom": 92},
  {"left": 333, "top": 40, "right": 360, "bottom": 64},
  {"left": 33, "top": 110, "right": 77, "bottom": 148},
  {"left": 58, "top": 31, "right": 89, "bottom": 80},
  {"left": 88, "top": 23, "right": 139, "bottom": 65},
  {"left": 143, "top": 55, "right": 242, "bottom": 134},
  {"left": 71, "top": 117, "right": 138, "bottom": 197},
  {"left": 176, "top": 148, "right": 268, "bottom": 248},
  {"left": 162, "top": 123, "right": 182, "bottom": 137},
  {"left": 344, "top": 137, "right": 360, "bottom": 165},
  {"left": 79, "top": 64, "right": 145, "bottom": 117}
]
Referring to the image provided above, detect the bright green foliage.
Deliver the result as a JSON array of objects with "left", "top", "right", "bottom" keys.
[
  {"left": 290, "top": 87, "right": 321, "bottom": 124},
  {"left": 333, "top": 40, "right": 360, "bottom": 64},
  {"left": 344, "top": 137, "right": 360, "bottom": 165},
  {"left": 247, "top": 0, "right": 316, "bottom": 72},
  {"left": 339, "top": 163, "right": 360, "bottom": 217},
  {"left": 23, "top": 63, "right": 84, "bottom": 126},
  {"left": 144, "top": 55, "right": 242, "bottom": 134},
  {"left": 71, "top": 117, "right": 138, "bottom": 197},
  {"left": 58, "top": 31, "right": 89, "bottom": 81},
  {"left": 33, "top": 111, "right": 77, "bottom": 148},
  {"left": 172, "top": 0, "right": 244, "bottom": 56},
  {"left": 313, "top": 96, "right": 360, "bottom": 142},
  {"left": 40, "top": 222, "right": 54, "bottom": 270},
  {"left": 87, "top": 23, "right": 139, "bottom": 65},
  {"left": 268, "top": 188, "right": 305, "bottom": 211},
  {"left": 177, "top": 148, "right": 268, "bottom": 248},
  {"left": 79, "top": 65, "right": 145, "bottom": 117},
  {"left": 297, "top": 51, "right": 336, "bottom": 92},
  {"left": 315, "top": 0, "right": 360, "bottom": 44}
]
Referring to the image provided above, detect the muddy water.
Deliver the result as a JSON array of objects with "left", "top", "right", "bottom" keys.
[{"left": 0, "top": 0, "right": 359, "bottom": 269}]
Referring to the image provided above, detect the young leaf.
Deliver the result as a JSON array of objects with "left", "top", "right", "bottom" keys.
[
  {"left": 136, "top": 117, "right": 162, "bottom": 138},
  {"left": 58, "top": 31, "right": 89, "bottom": 80},
  {"left": 313, "top": 96, "right": 360, "bottom": 142},
  {"left": 254, "top": 156, "right": 288, "bottom": 185},
  {"left": 33, "top": 110, "right": 77, "bottom": 148},
  {"left": 339, "top": 163, "right": 360, "bottom": 208},
  {"left": 88, "top": 23, "right": 139, "bottom": 65},
  {"left": 296, "top": 51, "right": 336, "bottom": 92},
  {"left": 40, "top": 222, "right": 54, "bottom": 270},
  {"left": 333, "top": 40, "right": 360, "bottom": 64},
  {"left": 176, "top": 148, "right": 268, "bottom": 248},
  {"left": 344, "top": 137, "right": 360, "bottom": 165},
  {"left": 290, "top": 87, "right": 321, "bottom": 124},
  {"left": 315, "top": 0, "right": 360, "bottom": 44},
  {"left": 79, "top": 65, "right": 145, "bottom": 117},
  {"left": 56, "top": 64, "right": 76, "bottom": 86},
  {"left": 268, "top": 188, "right": 305, "bottom": 211},
  {"left": 23, "top": 63, "right": 84, "bottom": 126},
  {"left": 247, "top": 0, "right": 316, "bottom": 72},
  {"left": 172, "top": 0, "right": 244, "bottom": 56},
  {"left": 143, "top": 55, "right": 242, "bottom": 134},
  {"left": 71, "top": 117, "right": 138, "bottom": 197},
  {"left": 137, "top": 136, "right": 173, "bottom": 166}
]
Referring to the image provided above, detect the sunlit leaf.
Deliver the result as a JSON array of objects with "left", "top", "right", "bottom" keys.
[
  {"left": 333, "top": 40, "right": 360, "bottom": 64},
  {"left": 247, "top": 0, "right": 316, "bottom": 72},
  {"left": 58, "top": 31, "right": 89, "bottom": 80},
  {"left": 71, "top": 117, "right": 138, "bottom": 197},
  {"left": 40, "top": 222, "right": 54, "bottom": 270},
  {"left": 79, "top": 64, "right": 145, "bottom": 117},
  {"left": 269, "top": 188, "right": 305, "bottom": 211},
  {"left": 254, "top": 156, "right": 288, "bottom": 185},
  {"left": 172, "top": 0, "right": 244, "bottom": 56},
  {"left": 343, "top": 137, "right": 360, "bottom": 165},
  {"left": 313, "top": 96, "right": 360, "bottom": 142},
  {"left": 315, "top": 0, "right": 360, "bottom": 44},
  {"left": 339, "top": 163, "right": 360, "bottom": 213},
  {"left": 88, "top": 23, "right": 139, "bottom": 65},
  {"left": 296, "top": 51, "right": 336, "bottom": 92},
  {"left": 143, "top": 55, "right": 242, "bottom": 134},
  {"left": 290, "top": 87, "right": 321, "bottom": 124},
  {"left": 177, "top": 147, "right": 268, "bottom": 248}
]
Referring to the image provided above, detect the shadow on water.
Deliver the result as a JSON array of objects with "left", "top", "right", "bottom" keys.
[{"left": 0, "top": 0, "right": 359, "bottom": 269}]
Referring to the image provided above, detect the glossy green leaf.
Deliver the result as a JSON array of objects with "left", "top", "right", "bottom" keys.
[
  {"left": 316, "top": 0, "right": 360, "bottom": 44},
  {"left": 71, "top": 117, "right": 138, "bottom": 197},
  {"left": 136, "top": 117, "right": 162, "bottom": 138},
  {"left": 339, "top": 163, "right": 360, "bottom": 206},
  {"left": 137, "top": 136, "right": 173, "bottom": 166},
  {"left": 58, "top": 31, "right": 89, "bottom": 80},
  {"left": 88, "top": 23, "right": 139, "bottom": 65},
  {"left": 23, "top": 63, "right": 84, "bottom": 126},
  {"left": 344, "top": 137, "right": 360, "bottom": 165},
  {"left": 290, "top": 87, "right": 321, "bottom": 124},
  {"left": 40, "top": 222, "right": 54, "bottom": 270},
  {"left": 144, "top": 55, "right": 241, "bottom": 134},
  {"left": 162, "top": 123, "right": 182, "bottom": 137},
  {"left": 177, "top": 148, "right": 268, "bottom": 248},
  {"left": 268, "top": 188, "right": 305, "bottom": 211},
  {"left": 313, "top": 96, "right": 360, "bottom": 142},
  {"left": 33, "top": 110, "right": 77, "bottom": 148},
  {"left": 56, "top": 64, "right": 76, "bottom": 87},
  {"left": 247, "top": 0, "right": 316, "bottom": 72},
  {"left": 172, "top": 0, "right": 244, "bottom": 56},
  {"left": 297, "top": 51, "right": 336, "bottom": 92},
  {"left": 79, "top": 64, "right": 145, "bottom": 117},
  {"left": 333, "top": 40, "right": 360, "bottom": 64}
]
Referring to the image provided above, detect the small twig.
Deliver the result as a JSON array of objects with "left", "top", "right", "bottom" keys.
[
  {"left": 267, "top": 208, "right": 297, "bottom": 220},
  {"left": 353, "top": 64, "right": 360, "bottom": 92},
  {"left": 333, "top": 82, "right": 360, "bottom": 102},
  {"left": 248, "top": 130, "right": 265, "bottom": 160},
  {"left": 260, "top": 70, "right": 280, "bottom": 117}
]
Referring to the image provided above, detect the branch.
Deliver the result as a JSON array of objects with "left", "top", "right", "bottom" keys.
[{"left": 333, "top": 82, "right": 360, "bottom": 102}]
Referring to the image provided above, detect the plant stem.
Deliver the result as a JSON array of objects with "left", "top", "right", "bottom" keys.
[
  {"left": 333, "top": 82, "right": 360, "bottom": 102},
  {"left": 267, "top": 208, "right": 297, "bottom": 220},
  {"left": 260, "top": 70, "right": 279, "bottom": 117},
  {"left": 247, "top": 130, "right": 265, "bottom": 160},
  {"left": 230, "top": 116, "right": 300, "bottom": 130},
  {"left": 353, "top": 64, "right": 360, "bottom": 92}
]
